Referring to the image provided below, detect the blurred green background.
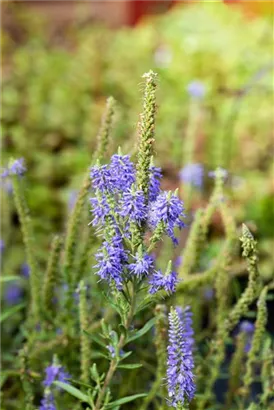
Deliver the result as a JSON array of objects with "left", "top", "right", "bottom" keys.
[{"left": 1, "top": 0, "right": 273, "bottom": 283}]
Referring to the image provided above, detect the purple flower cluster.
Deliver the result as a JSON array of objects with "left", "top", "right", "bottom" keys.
[
  {"left": 40, "top": 361, "right": 70, "bottom": 410},
  {"left": 179, "top": 163, "right": 204, "bottom": 188},
  {"left": 239, "top": 320, "right": 255, "bottom": 353},
  {"left": 1, "top": 158, "right": 26, "bottom": 178},
  {"left": 4, "top": 284, "right": 23, "bottom": 305},
  {"left": 95, "top": 239, "right": 128, "bottom": 290},
  {"left": 40, "top": 392, "right": 56, "bottom": 410},
  {"left": 149, "top": 270, "right": 178, "bottom": 294},
  {"left": 129, "top": 252, "right": 154, "bottom": 278},
  {"left": 148, "top": 192, "right": 185, "bottom": 245},
  {"left": 167, "top": 306, "right": 195, "bottom": 407},
  {"left": 43, "top": 363, "right": 70, "bottom": 387},
  {"left": 120, "top": 189, "right": 147, "bottom": 224},
  {"left": 90, "top": 153, "right": 185, "bottom": 293}
]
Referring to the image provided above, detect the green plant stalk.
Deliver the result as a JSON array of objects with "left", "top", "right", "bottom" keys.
[
  {"left": 242, "top": 286, "right": 268, "bottom": 397},
  {"left": 63, "top": 172, "right": 91, "bottom": 308},
  {"left": 224, "top": 225, "right": 260, "bottom": 333},
  {"left": 19, "top": 347, "right": 35, "bottom": 410},
  {"left": 93, "top": 96, "right": 115, "bottom": 163},
  {"left": 78, "top": 281, "right": 91, "bottom": 384},
  {"left": 75, "top": 224, "right": 97, "bottom": 285},
  {"left": 12, "top": 176, "right": 41, "bottom": 322},
  {"left": 63, "top": 96, "right": 115, "bottom": 311},
  {"left": 225, "top": 332, "right": 246, "bottom": 408},
  {"left": 136, "top": 70, "right": 157, "bottom": 200},
  {"left": 198, "top": 224, "right": 256, "bottom": 410},
  {"left": 182, "top": 99, "right": 201, "bottom": 209},
  {"left": 132, "top": 70, "right": 157, "bottom": 248},
  {"left": 43, "top": 235, "right": 62, "bottom": 319},
  {"left": 260, "top": 345, "right": 274, "bottom": 406},
  {"left": 178, "top": 209, "right": 204, "bottom": 278},
  {"left": 94, "top": 290, "right": 136, "bottom": 410}
]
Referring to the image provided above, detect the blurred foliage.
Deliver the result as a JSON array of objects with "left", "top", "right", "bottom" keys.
[{"left": 1, "top": 2, "right": 273, "bottom": 293}]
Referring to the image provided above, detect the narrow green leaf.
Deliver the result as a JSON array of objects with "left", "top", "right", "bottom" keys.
[
  {"left": 127, "top": 318, "right": 155, "bottom": 342},
  {"left": 105, "top": 393, "right": 147, "bottom": 408},
  {"left": 0, "top": 276, "right": 21, "bottom": 283},
  {"left": 54, "top": 381, "right": 89, "bottom": 402},
  {"left": 117, "top": 363, "right": 143, "bottom": 369},
  {"left": 83, "top": 330, "right": 105, "bottom": 347},
  {"left": 119, "top": 351, "right": 132, "bottom": 361},
  {"left": 0, "top": 303, "right": 26, "bottom": 323}
]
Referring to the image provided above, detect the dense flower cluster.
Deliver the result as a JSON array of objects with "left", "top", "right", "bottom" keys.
[
  {"left": 90, "top": 154, "right": 185, "bottom": 293},
  {"left": 179, "top": 163, "right": 204, "bottom": 188},
  {"left": 239, "top": 320, "right": 255, "bottom": 353},
  {"left": 167, "top": 306, "right": 195, "bottom": 408},
  {"left": 1, "top": 158, "right": 26, "bottom": 178},
  {"left": 40, "top": 362, "right": 70, "bottom": 410}
]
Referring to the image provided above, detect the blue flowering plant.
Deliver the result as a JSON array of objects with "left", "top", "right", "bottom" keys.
[{"left": 1, "top": 71, "right": 272, "bottom": 410}]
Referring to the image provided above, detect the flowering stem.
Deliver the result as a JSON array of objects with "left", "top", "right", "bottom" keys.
[
  {"left": 43, "top": 235, "right": 62, "bottom": 321},
  {"left": 63, "top": 173, "right": 91, "bottom": 313},
  {"left": 12, "top": 176, "right": 41, "bottom": 322},
  {"left": 94, "top": 291, "right": 136, "bottom": 410}
]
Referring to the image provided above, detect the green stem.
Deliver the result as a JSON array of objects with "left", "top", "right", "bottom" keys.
[
  {"left": 94, "top": 293, "right": 136, "bottom": 410},
  {"left": 12, "top": 176, "right": 41, "bottom": 322}
]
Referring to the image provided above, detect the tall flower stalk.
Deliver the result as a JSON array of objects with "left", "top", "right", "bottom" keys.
[
  {"left": 89, "top": 71, "right": 186, "bottom": 409},
  {"left": 167, "top": 306, "right": 195, "bottom": 409}
]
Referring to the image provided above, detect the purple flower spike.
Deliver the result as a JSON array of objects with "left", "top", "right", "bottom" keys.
[
  {"left": 187, "top": 81, "right": 206, "bottom": 99},
  {"left": 40, "top": 361, "right": 70, "bottom": 410},
  {"left": 148, "top": 191, "right": 185, "bottom": 245},
  {"left": 90, "top": 195, "right": 110, "bottom": 226},
  {"left": 129, "top": 252, "right": 154, "bottom": 278},
  {"left": 149, "top": 269, "right": 178, "bottom": 294},
  {"left": 110, "top": 154, "right": 135, "bottom": 190},
  {"left": 9, "top": 158, "right": 26, "bottom": 176},
  {"left": 120, "top": 189, "right": 147, "bottom": 224},
  {"left": 167, "top": 306, "right": 195, "bottom": 407},
  {"left": 43, "top": 363, "right": 70, "bottom": 387},
  {"left": 90, "top": 164, "right": 114, "bottom": 192},
  {"left": 1, "top": 158, "right": 26, "bottom": 178},
  {"left": 239, "top": 320, "right": 255, "bottom": 353},
  {"left": 179, "top": 164, "right": 204, "bottom": 188},
  {"left": 94, "top": 241, "right": 127, "bottom": 290},
  {"left": 149, "top": 166, "right": 162, "bottom": 201},
  {"left": 239, "top": 320, "right": 255, "bottom": 334},
  {"left": 40, "top": 392, "right": 56, "bottom": 410}
]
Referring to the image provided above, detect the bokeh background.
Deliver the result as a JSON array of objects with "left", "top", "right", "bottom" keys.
[
  {"left": 1, "top": 1, "right": 274, "bottom": 407},
  {"left": 2, "top": 0, "right": 273, "bottom": 274}
]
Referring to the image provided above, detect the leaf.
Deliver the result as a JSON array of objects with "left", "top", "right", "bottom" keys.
[
  {"left": 117, "top": 363, "right": 142, "bottom": 369},
  {"left": 119, "top": 351, "right": 132, "bottom": 361},
  {"left": 105, "top": 393, "right": 147, "bottom": 408},
  {"left": 54, "top": 381, "right": 89, "bottom": 402},
  {"left": 0, "top": 276, "right": 21, "bottom": 283},
  {"left": 83, "top": 331, "right": 105, "bottom": 347},
  {"left": 127, "top": 318, "right": 155, "bottom": 343},
  {"left": 0, "top": 303, "right": 26, "bottom": 323}
]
